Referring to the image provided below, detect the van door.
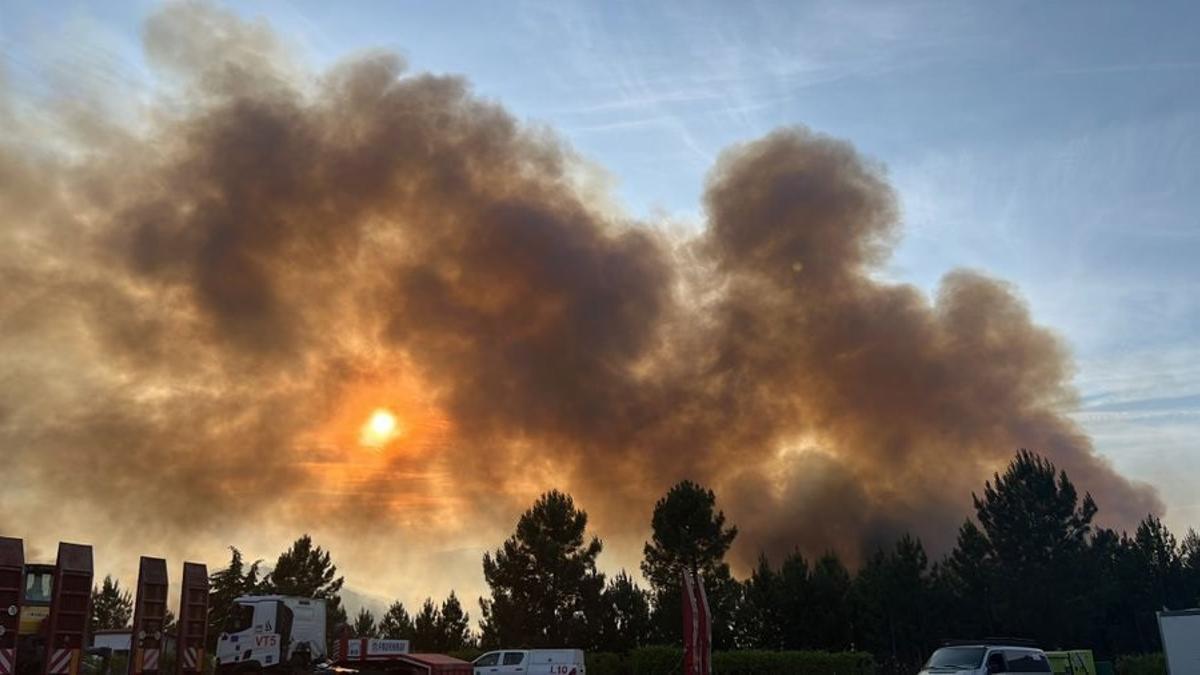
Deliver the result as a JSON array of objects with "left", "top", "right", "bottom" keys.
[{"left": 499, "top": 651, "right": 527, "bottom": 673}]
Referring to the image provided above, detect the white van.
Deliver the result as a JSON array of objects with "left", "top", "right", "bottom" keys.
[
  {"left": 919, "top": 643, "right": 1051, "bottom": 675},
  {"left": 472, "top": 649, "right": 586, "bottom": 675}
]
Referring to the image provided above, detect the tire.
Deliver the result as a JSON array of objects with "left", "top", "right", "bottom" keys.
[{"left": 288, "top": 648, "right": 311, "bottom": 672}]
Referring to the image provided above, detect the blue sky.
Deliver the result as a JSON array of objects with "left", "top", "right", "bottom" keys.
[{"left": 3, "top": 0, "right": 1198, "bottom": 532}]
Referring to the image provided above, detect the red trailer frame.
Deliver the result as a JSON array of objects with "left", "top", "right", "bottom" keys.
[
  {"left": 42, "top": 543, "right": 92, "bottom": 675},
  {"left": 174, "top": 563, "right": 207, "bottom": 675},
  {"left": 0, "top": 538, "right": 23, "bottom": 675},
  {"left": 128, "top": 558, "right": 168, "bottom": 675}
]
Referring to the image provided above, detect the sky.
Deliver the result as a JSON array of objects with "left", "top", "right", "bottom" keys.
[{"left": 1, "top": 0, "right": 1198, "bottom": 617}]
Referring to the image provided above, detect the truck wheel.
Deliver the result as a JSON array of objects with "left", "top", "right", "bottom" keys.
[{"left": 288, "top": 650, "right": 311, "bottom": 672}]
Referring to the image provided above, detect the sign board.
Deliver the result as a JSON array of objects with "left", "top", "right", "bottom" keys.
[{"left": 1159, "top": 609, "right": 1200, "bottom": 675}]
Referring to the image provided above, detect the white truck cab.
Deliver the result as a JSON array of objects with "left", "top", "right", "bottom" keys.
[
  {"left": 214, "top": 595, "right": 327, "bottom": 673},
  {"left": 472, "top": 649, "right": 585, "bottom": 675},
  {"left": 920, "top": 642, "right": 1051, "bottom": 675}
]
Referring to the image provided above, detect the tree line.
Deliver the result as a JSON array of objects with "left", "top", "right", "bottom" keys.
[
  {"left": 202, "top": 534, "right": 474, "bottom": 653},
  {"left": 472, "top": 449, "right": 1200, "bottom": 670},
  {"left": 90, "top": 449, "right": 1200, "bottom": 668}
]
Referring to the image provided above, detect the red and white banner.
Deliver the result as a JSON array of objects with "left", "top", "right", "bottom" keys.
[
  {"left": 0, "top": 647, "right": 15, "bottom": 675},
  {"left": 46, "top": 648, "right": 77, "bottom": 675},
  {"left": 681, "top": 570, "right": 711, "bottom": 675}
]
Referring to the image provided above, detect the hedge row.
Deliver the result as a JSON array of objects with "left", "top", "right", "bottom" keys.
[
  {"left": 1114, "top": 654, "right": 1166, "bottom": 675},
  {"left": 595, "top": 646, "right": 876, "bottom": 675},
  {"left": 447, "top": 648, "right": 485, "bottom": 662},
  {"left": 450, "top": 645, "right": 874, "bottom": 674}
]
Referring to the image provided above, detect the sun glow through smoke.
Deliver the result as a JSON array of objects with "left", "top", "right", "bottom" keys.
[{"left": 361, "top": 408, "right": 401, "bottom": 448}]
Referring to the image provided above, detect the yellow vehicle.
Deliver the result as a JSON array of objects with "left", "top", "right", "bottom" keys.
[
  {"left": 1045, "top": 650, "right": 1097, "bottom": 675},
  {"left": 18, "top": 564, "right": 55, "bottom": 638}
]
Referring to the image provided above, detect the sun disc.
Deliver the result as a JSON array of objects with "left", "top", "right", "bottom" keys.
[{"left": 361, "top": 408, "right": 401, "bottom": 447}]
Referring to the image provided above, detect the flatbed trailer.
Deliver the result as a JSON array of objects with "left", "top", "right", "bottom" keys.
[
  {"left": 326, "top": 654, "right": 471, "bottom": 675},
  {"left": 330, "top": 638, "right": 470, "bottom": 675}
]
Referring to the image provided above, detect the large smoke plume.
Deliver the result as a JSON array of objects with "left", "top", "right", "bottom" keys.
[{"left": 0, "top": 2, "right": 1159, "bottom": 595}]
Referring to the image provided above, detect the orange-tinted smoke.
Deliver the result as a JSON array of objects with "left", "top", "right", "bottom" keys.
[{"left": 0, "top": 1, "right": 1160, "bottom": 578}]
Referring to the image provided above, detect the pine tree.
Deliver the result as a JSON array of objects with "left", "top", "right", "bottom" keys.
[
  {"left": 89, "top": 575, "right": 133, "bottom": 633},
  {"left": 852, "top": 535, "right": 932, "bottom": 670},
  {"left": 378, "top": 601, "right": 415, "bottom": 640},
  {"left": 973, "top": 450, "right": 1097, "bottom": 646},
  {"left": 777, "top": 551, "right": 811, "bottom": 650},
  {"left": 262, "top": 535, "right": 346, "bottom": 648},
  {"left": 598, "top": 571, "right": 653, "bottom": 653},
  {"left": 480, "top": 491, "right": 605, "bottom": 649},
  {"left": 207, "top": 547, "right": 261, "bottom": 651},
  {"left": 641, "top": 480, "right": 739, "bottom": 648},
  {"left": 733, "top": 555, "right": 782, "bottom": 649},
  {"left": 1131, "top": 515, "right": 1186, "bottom": 609},
  {"left": 808, "top": 552, "right": 852, "bottom": 650},
  {"left": 437, "top": 592, "right": 472, "bottom": 651},
  {"left": 942, "top": 519, "right": 995, "bottom": 638},
  {"left": 412, "top": 598, "right": 441, "bottom": 651},
  {"left": 352, "top": 608, "right": 377, "bottom": 638},
  {"left": 1182, "top": 529, "right": 1200, "bottom": 606}
]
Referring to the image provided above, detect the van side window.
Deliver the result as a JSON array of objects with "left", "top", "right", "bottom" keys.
[
  {"left": 474, "top": 653, "right": 500, "bottom": 667},
  {"left": 1004, "top": 651, "right": 1051, "bottom": 673},
  {"left": 502, "top": 653, "right": 525, "bottom": 665},
  {"left": 986, "top": 652, "right": 1007, "bottom": 673}
]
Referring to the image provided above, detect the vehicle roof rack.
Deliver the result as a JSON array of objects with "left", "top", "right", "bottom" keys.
[{"left": 941, "top": 638, "right": 1040, "bottom": 648}]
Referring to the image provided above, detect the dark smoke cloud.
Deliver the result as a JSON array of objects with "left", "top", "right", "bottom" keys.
[{"left": 0, "top": 0, "right": 1160, "bottom": 590}]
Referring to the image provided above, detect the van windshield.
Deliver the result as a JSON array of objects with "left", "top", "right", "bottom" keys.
[{"left": 926, "top": 647, "right": 986, "bottom": 670}]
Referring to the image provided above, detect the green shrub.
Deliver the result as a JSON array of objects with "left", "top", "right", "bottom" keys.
[
  {"left": 629, "top": 646, "right": 876, "bottom": 675},
  {"left": 713, "top": 650, "right": 875, "bottom": 675},
  {"left": 1114, "top": 654, "right": 1165, "bottom": 675},
  {"left": 632, "top": 646, "right": 684, "bottom": 674}
]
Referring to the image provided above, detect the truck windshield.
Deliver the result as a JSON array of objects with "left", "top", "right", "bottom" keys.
[
  {"left": 24, "top": 571, "right": 53, "bottom": 604},
  {"left": 926, "top": 647, "right": 986, "bottom": 670},
  {"left": 224, "top": 605, "right": 255, "bottom": 633}
]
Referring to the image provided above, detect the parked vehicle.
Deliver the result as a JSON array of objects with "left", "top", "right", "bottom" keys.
[
  {"left": 1045, "top": 650, "right": 1096, "bottom": 675},
  {"left": 472, "top": 649, "right": 586, "bottom": 675},
  {"left": 919, "top": 641, "right": 1051, "bottom": 675},
  {"left": 215, "top": 594, "right": 470, "bottom": 675},
  {"left": 214, "top": 595, "right": 328, "bottom": 671}
]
